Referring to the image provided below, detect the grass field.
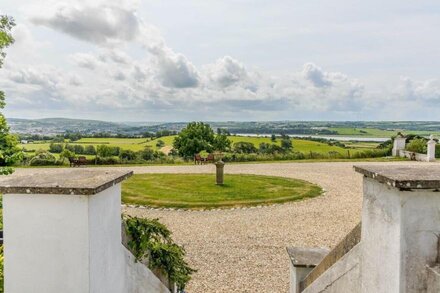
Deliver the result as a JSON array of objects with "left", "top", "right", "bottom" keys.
[
  {"left": 329, "top": 127, "right": 440, "bottom": 137},
  {"left": 20, "top": 134, "right": 379, "bottom": 158},
  {"left": 122, "top": 173, "right": 322, "bottom": 209},
  {"left": 329, "top": 127, "right": 396, "bottom": 137}
]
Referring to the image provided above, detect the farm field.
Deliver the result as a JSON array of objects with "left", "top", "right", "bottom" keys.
[
  {"left": 329, "top": 127, "right": 440, "bottom": 137},
  {"left": 20, "top": 135, "right": 381, "bottom": 159}
]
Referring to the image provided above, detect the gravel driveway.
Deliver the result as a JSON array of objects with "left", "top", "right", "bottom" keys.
[{"left": 118, "top": 161, "right": 428, "bottom": 293}]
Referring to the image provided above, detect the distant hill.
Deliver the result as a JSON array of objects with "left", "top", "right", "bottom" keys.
[
  {"left": 8, "top": 118, "right": 129, "bottom": 135},
  {"left": 7, "top": 117, "right": 440, "bottom": 137}
]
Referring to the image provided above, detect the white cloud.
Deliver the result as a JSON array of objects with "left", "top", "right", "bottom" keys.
[
  {"left": 206, "top": 56, "right": 248, "bottom": 87},
  {"left": 302, "top": 63, "right": 331, "bottom": 87},
  {"left": 31, "top": 2, "right": 140, "bottom": 45},
  {"left": 70, "top": 53, "right": 100, "bottom": 70},
  {"left": 151, "top": 46, "right": 200, "bottom": 88},
  {"left": 3, "top": 0, "right": 440, "bottom": 120}
]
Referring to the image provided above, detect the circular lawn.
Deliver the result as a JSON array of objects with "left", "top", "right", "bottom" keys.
[{"left": 122, "top": 173, "right": 322, "bottom": 209}]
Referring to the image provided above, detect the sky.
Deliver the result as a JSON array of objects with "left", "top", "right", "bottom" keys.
[{"left": 1, "top": 0, "right": 440, "bottom": 122}]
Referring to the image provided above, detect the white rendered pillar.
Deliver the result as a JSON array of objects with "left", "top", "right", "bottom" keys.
[
  {"left": 427, "top": 135, "right": 436, "bottom": 162},
  {"left": 392, "top": 135, "right": 406, "bottom": 157},
  {"left": 1, "top": 169, "right": 133, "bottom": 293},
  {"left": 355, "top": 165, "right": 440, "bottom": 293}
]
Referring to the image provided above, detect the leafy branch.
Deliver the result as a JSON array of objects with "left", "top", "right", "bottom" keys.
[{"left": 124, "top": 216, "right": 196, "bottom": 291}]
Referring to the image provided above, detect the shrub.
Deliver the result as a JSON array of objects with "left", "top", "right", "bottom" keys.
[
  {"left": 84, "top": 145, "right": 96, "bottom": 155},
  {"left": 124, "top": 216, "right": 195, "bottom": 291},
  {"left": 233, "top": 141, "right": 257, "bottom": 154},
  {"left": 73, "top": 144, "right": 85, "bottom": 154},
  {"left": 406, "top": 138, "right": 427, "bottom": 154},
  {"left": 29, "top": 151, "right": 59, "bottom": 166},
  {"left": 97, "top": 145, "right": 120, "bottom": 157},
  {"left": 120, "top": 149, "right": 137, "bottom": 161},
  {"left": 95, "top": 156, "right": 120, "bottom": 165},
  {"left": 49, "top": 143, "right": 63, "bottom": 153},
  {"left": 156, "top": 140, "right": 165, "bottom": 148},
  {"left": 281, "top": 138, "right": 293, "bottom": 150}
]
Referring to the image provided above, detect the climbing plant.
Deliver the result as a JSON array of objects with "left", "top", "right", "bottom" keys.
[{"left": 123, "top": 216, "right": 196, "bottom": 291}]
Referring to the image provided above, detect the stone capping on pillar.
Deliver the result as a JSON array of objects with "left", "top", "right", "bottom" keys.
[
  {"left": 299, "top": 222, "right": 362, "bottom": 291},
  {"left": 287, "top": 247, "right": 329, "bottom": 268},
  {"left": 0, "top": 169, "right": 133, "bottom": 195},
  {"left": 354, "top": 165, "right": 440, "bottom": 190}
]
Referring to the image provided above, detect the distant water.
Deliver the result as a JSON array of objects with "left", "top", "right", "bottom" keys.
[{"left": 234, "top": 133, "right": 389, "bottom": 142}]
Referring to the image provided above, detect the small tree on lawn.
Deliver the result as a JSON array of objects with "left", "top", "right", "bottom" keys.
[
  {"left": 281, "top": 137, "right": 293, "bottom": 151},
  {"left": 173, "top": 122, "right": 215, "bottom": 158}
]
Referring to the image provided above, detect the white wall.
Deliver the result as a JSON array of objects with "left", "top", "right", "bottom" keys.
[
  {"left": 398, "top": 150, "right": 429, "bottom": 162},
  {"left": 361, "top": 177, "right": 440, "bottom": 293},
  {"left": 3, "top": 184, "right": 170, "bottom": 293},
  {"left": 302, "top": 244, "right": 361, "bottom": 293},
  {"left": 4, "top": 192, "right": 91, "bottom": 293}
]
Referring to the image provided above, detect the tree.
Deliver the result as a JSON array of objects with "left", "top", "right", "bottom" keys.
[
  {"left": 140, "top": 146, "right": 156, "bottom": 161},
  {"left": 96, "top": 145, "right": 113, "bottom": 157},
  {"left": 173, "top": 122, "right": 215, "bottom": 157},
  {"left": 233, "top": 142, "right": 257, "bottom": 154},
  {"left": 0, "top": 15, "right": 22, "bottom": 174},
  {"left": 84, "top": 145, "right": 96, "bottom": 155},
  {"left": 281, "top": 138, "right": 293, "bottom": 151},
  {"left": 59, "top": 149, "right": 75, "bottom": 164},
  {"left": 271, "top": 134, "right": 276, "bottom": 142},
  {"left": 156, "top": 139, "right": 165, "bottom": 148},
  {"left": 213, "top": 134, "right": 231, "bottom": 152},
  {"left": 119, "top": 149, "right": 136, "bottom": 161},
  {"left": 49, "top": 143, "right": 64, "bottom": 153}
]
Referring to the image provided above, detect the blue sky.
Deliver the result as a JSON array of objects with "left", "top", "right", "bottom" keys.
[{"left": 1, "top": 0, "right": 440, "bottom": 121}]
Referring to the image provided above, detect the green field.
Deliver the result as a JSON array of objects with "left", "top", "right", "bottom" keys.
[
  {"left": 20, "top": 134, "right": 380, "bottom": 158},
  {"left": 228, "top": 135, "right": 376, "bottom": 155},
  {"left": 329, "top": 127, "right": 440, "bottom": 138},
  {"left": 122, "top": 173, "right": 322, "bottom": 209},
  {"left": 20, "top": 136, "right": 176, "bottom": 153}
]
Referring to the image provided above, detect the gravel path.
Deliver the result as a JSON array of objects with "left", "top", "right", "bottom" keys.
[
  {"left": 117, "top": 161, "right": 427, "bottom": 293},
  {"left": 12, "top": 161, "right": 428, "bottom": 292}
]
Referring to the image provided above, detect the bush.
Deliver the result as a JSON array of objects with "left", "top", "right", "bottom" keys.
[
  {"left": 233, "top": 141, "right": 257, "bottom": 154},
  {"left": 156, "top": 140, "right": 165, "bottom": 148},
  {"left": 95, "top": 156, "right": 120, "bottom": 165},
  {"left": 120, "top": 149, "right": 137, "bottom": 161},
  {"left": 29, "top": 151, "right": 59, "bottom": 166},
  {"left": 258, "top": 143, "right": 284, "bottom": 154},
  {"left": 97, "top": 145, "right": 120, "bottom": 157},
  {"left": 281, "top": 138, "right": 293, "bottom": 150},
  {"left": 124, "top": 216, "right": 195, "bottom": 291},
  {"left": 406, "top": 138, "right": 427, "bottom": 154},
  {"left": 49, "top": 143, "right": 63, "bottom": 153},
  {"left": 84, "top": 145, "right": 96, "bottom": 155}
]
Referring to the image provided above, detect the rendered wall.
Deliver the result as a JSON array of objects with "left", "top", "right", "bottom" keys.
[
  {"left": 3, "top": 184, "right": 169, "bottom": 293},
  {"left": 302, "top": 244, "right": 361, "bottom": 293},
  {"left": 361, "top": 177, "right": 440, "bottom": 293}
]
